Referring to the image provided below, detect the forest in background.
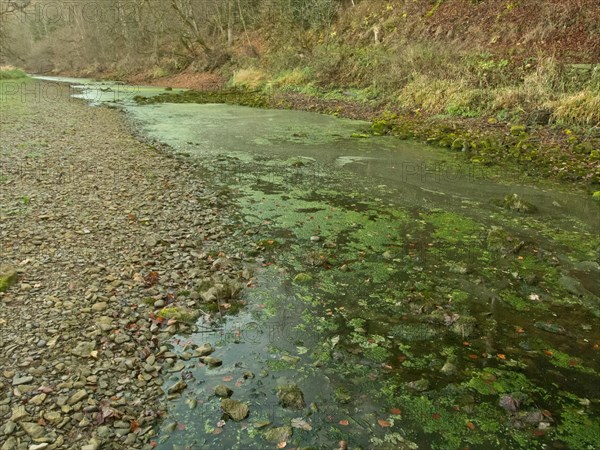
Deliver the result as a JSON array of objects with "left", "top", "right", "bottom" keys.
[{"left": 2, "top": 0, "right": 598, "bottom": 125}]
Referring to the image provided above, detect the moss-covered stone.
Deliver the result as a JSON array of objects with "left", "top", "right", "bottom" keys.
[
  {"left": 156, "top": 307, "right": 200, "bottom": 322},
  {"left": 277, "top": 384, "right": 306, "bottom": 409},
  {"left": 0, "top": 266, "right": 17, "bottom": 292}
]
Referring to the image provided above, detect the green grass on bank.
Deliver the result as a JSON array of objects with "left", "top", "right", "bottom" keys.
[
  {"left": 0, "top": 66, "right": 28, "bottom": 80},
  {"left": 221, "top": 38, "right": 599, "bottom": 129}
]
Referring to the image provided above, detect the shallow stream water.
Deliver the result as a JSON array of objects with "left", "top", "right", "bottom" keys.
[{"left": 37, "top": 76, "right": 600, "bottom": 449}]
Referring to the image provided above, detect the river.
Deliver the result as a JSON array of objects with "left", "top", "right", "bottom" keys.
[{"left": 35, "top": 76, "right": 600, "bottom": 449}]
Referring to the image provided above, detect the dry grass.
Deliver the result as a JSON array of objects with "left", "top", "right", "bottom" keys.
[
  {"left": 396, "top": 74, "right": 488, "bottom": 116},
  {"left": 547, "top": 91, "right": 600, "bottom": 126},
  {"left": 270, "top": 68, "right": 312, "bottom": 89},
  {"left": 231, "top": 68, "right": 268, "bottom": 89}
]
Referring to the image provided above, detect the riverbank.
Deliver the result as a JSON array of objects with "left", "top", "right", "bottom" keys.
[
  {"left": 121, "top": 74, "right": 599, "bottom": 192},
  {"left": 0, "top": 80, "right": 249, "bottom": 449}
]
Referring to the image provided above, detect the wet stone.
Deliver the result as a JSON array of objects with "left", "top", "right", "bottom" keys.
[
  {"left": 221, "top": 398, "right": 249, "bottom": 421},
  {"left": 277, "top": 384, "right": 306, "bottom": 410},
  {"left": 214, "top": 384, "right": 233, "bottom": 398},
  {"left": 264, "top": 425, "right": 293, "bottom": 443}
]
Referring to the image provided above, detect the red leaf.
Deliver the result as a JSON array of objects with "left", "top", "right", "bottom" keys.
[
  {"left": 466, "top": 421, "right": 476, "bottom": 430},
  {"left": 390, "top": 408, "right": 402, "bottom": 415},
  {"left": 222, "top": 375, "right": 233, "bottom": 382},
  {"left": 468, "top": 354, "right": 478, "bottom": 360},
  {"left": 338, "top": 420, "right": 349, "bottom": 426},
  {"left": 130, "top": 420, "right": 139, "bottom": 432},
  {"left": 377, "top": 419, "right": 392, "bottom": 428},
  {"left": 432, "top": 413, "right": 441, "bottom": 420}
]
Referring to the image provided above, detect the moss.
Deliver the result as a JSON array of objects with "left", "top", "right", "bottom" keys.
[
  {"left": 134, "top": 89, "right": 269, "bottom": 108},
  {"left": 293, "top": 273, "right": 313, "bottom": 283},
  {"left": 157, "top": 306, "right": 200, "bottom": 322},
  {"left": 0, "top": 268, "right": 17, "bottom": 292},
  {"left": 544, "top": 348, "right": 598, "bottom": 375},
  {"left": 556, "top": 407, "right": 600, "bottom": 449}
]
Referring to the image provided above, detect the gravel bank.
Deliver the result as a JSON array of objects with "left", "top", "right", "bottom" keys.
[{"left": 0, "top": 81, "right": 247, "bottom": 449}]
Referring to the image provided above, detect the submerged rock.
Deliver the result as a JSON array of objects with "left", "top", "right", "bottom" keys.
[
  {"left": 277, "top": 384, "right": 306, "bottom": 409},
  {"left": 200, "top": 356, "right": 223, "bottom": 367},
  {"left": 293, "top": 273, "right": 312, "bottom": 284},
  {"left": 494, "top": 194, "right": 538, "bottom": 214},
  {"left": 221, "top": 398, "right": 249, "bottom": 421},
  {"left": 534, "top": 321, "right": 566, "bottom": 335},
  {"left": 264, "top": 425, "right": 293, "bottom": 443},
  {"left": 167, "top": 380, "right": 187, "bottom": 394},
  {"left": 193, "top": 343, "right": 214, "bottom": 357},
  {"left": 214, "top": 384, "right": 233, "bottom": 398}
]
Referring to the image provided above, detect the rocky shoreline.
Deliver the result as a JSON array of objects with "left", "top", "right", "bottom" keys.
[{"left": 0, "top": 82, "right": 250, "bottom": 449}]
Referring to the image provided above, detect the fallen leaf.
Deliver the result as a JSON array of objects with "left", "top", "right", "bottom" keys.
[
  {"left": 377, "top": 419, "right": 391, "bottom": 428},
  {"left": 130, "top": 419, "right": 139, "bottom": 432},
  {"left": 515, "top": 327, "right": 525, "bottom": 333},
  {"left": 497, "top": 354, "right": 506, "bottom": 360},
  {"left": 468, "top": 354, "right": 478, "bottom": 360},
  {"left": 222, "top": 376, "right": 233, "bottom": 382},
  {"left": 212, "top": 427, "right": 223, "bottom": 435},
  {"left": 544, "top": 350, "right": 553, "bottom": 356},
  {"left": 466, "top": 421, "right": 476, "bottom": 430},
  {"left": 390, "top": 408, "right": 401, "bottom": 415},
  {"left": 338, "top": 419, "right": 349, "bottom": 426},
  {"left": 277, "top": 443, "right": 287, "bottom": 449},
  {"left": 177, "top": 422, "right": 186, "bottom": 431},
  {"left": 432, "top": 413, "right": 441, "bottom": 420},
  {"left": 291, "top": 418, "right": 312, "bottom": 431}
]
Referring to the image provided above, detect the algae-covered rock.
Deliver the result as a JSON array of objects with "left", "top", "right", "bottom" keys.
[
  {"left": 200, "top": 356, "right": 223, "bottom": 367},
  {"left": 277, "top": 384, "right": 306, "bottom": 409},
  {"left": 193, "top": 343, "right": 214, "bottom": 357},
  {"left": 494, "top": 194, "right": 538, "bottom": 214},
  {"left": 264, "top": 425, "right": 293, "bottom": 443},
  {"left": 450, "top": 316, "right": 478, "bottom": 338},
  {"left": 293, "top": 273, "right": 312, "bottom": 284},
  {"left": 157, "top": 307, "right": 200, "bottom": 322},
  {"left": 486, "top": 226, "right": 511, "bottom": 253},
  {"left": 0, "top": 266, "right": 17, "bottom": 292},
  {"left": 167, "top": 380, "right": 187, "bottom": 395},
  {"left": 214, "top": 384, "right": 233, "bottom": 398},
  {"left": 221, "top": 398, "right": 249, "bottom": 421}
]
